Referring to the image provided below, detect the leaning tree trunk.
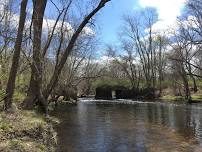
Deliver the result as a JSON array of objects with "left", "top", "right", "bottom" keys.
[
  {"left": 43, "top": 0, "right": 110, "bottom": 99},
  {"left": 23, "top": 0, "right": 48, "bottom": 114},
  {"left": 5, "top": 0, "right": 28, "bottom": 110}
]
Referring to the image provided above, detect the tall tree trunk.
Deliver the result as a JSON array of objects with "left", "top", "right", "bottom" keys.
[
  {"left": 158, "top": 37, "right": 163, "bottom": 96},
  {"left": 5, "top": 0, "right": 28, "bottom": 110},
  {"left": 181, "top": 67, "right": 191, "bottom": 102},
  {"left": 191, "top": 75, "right": 197, "bottom": 92},
  {"left": 23, "top": 0, "right": 48, "bottom": 114},
  {"left": 188, "top": 63, "right": 198, "bottom": 92},
  {"left": 43, "top": 0, "right": 110, "bottom": 99}
]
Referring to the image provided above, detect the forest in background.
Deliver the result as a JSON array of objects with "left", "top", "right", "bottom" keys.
[
  {"left": 0, "top": 0, "right": 202, "bottom": 151},
  {"left": 0, "top": 0, "right": 202, "bottom": 111}
]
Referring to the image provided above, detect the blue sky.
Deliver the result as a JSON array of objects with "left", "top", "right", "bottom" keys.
[
  {"left": 96, "top": 0, "right": 138, "bottom": 44},
  {"left": 96, "top": 0, "right": 186, "bottom": 44},
  {"left": 44, "top": 0, "right": 139, "bottom": 45},
  {"left": 43, "top": 0, "right": 186, "bottom": 49},
  {"left": 17, "top": 0, "right": 186, "bottom": 45}
]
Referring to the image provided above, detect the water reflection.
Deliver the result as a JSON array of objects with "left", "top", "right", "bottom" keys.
[{"left": 55, "top": 100, "right": 202, "bottom": 152}]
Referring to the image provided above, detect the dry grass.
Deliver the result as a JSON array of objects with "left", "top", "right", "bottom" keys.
[{"left": 0, "top": 109, "right": 59, "bottom": 152}]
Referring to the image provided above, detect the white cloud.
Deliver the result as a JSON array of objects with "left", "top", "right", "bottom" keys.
[
  {"left": 42, "top": 18, "right": 73, "bottom": 34},
  {"left": 82, "top": 26, "right": 95, "bottom": 36},
  {"left": 139, "top": 0, "right": 187, "bottom": 32},
  {"left": 180, "top": 15, "right": 198, "bottom": 29},
  {"left": 4, "top": 14, "right": 94, "bottom": 38},
  {"left": 33, "top": 18, "right": 94, "bottom": 37},
  {"left": 99, "top": 55, "right": 113, "bottom": 63}
]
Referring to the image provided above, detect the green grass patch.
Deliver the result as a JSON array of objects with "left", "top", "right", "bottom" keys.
[
  {"left": 160, "top": 95, "right": 184, "bottom": 101},
  {"left": 191, "top": 95, "right": 202, "bottom": 102}
]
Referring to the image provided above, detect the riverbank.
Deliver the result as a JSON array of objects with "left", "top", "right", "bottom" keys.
[
  {"left": 0, "top": 108, "right": 59, "bottom": 152},
  {"left": 0, "top": 92, "right": 201, "bottom": 152},
  {"left": 159, "top": 92, "right": 202, "bottom": 103},
  {"left": 160, "top": 95, "right": 201, "bottom": 102}
]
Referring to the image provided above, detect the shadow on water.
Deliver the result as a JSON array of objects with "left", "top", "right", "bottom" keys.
[{"left": 52, "top": 99, "right": 202, "bottom": 152}]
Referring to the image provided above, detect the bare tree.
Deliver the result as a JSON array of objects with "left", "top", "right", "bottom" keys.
[
  {"left": 23, "top": 0, "right": 48, "bottom": 114},
  {"left": 0, "top": 0, "right": 17, "bottom": 88},
  {"left": 121, "top": 8, "right": 166, "bottom": 90},
  {"left": 43, "top": 0, "right": 110, "bottom": 99},
  {"left": 106, "top": 43, "right": 140, "bottom": 89},
  {"left": 23, "top": 0, "right": 110, "bottom": 113},
  {"left": 4, "top": 0, "right": 28, "bottom": 110},
  {"left": 169, "top": 46, "right": 192, "bottom": 101}
]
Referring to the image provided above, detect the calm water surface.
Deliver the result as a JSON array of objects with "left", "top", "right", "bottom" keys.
[{"left": 55, "top": 99, "right": 202, "bottom": 152}]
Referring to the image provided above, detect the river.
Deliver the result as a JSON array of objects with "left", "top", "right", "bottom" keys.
[{"left": 55, "top": 99, "right": 202, "bottom": 152}]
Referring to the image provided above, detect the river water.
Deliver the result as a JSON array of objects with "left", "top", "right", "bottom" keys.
[{"left": 55, "top": 99, "right": 202, "bottom": 152}]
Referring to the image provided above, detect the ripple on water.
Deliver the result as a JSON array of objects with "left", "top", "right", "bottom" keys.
[{"left": 56, "top": 99, "right": 202, "bottom": 152}]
